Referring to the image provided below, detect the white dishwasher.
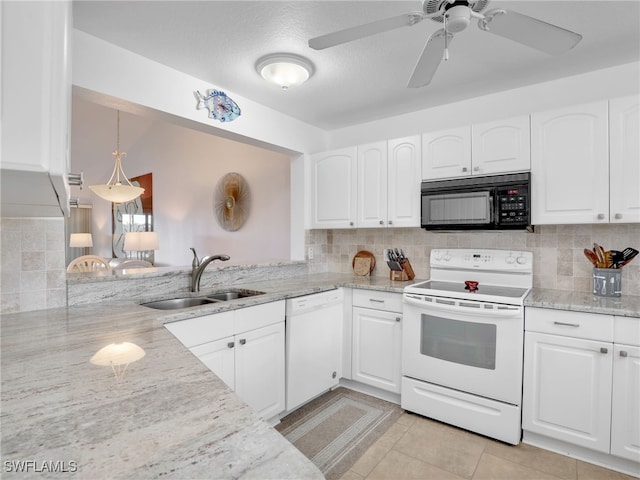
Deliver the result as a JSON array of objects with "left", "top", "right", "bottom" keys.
[{"left": 285, "top": 288, "right": 344, "bottom": 412}]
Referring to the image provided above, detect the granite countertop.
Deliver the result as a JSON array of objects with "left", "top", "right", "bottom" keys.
[
  {"left": 525, "top": 288, "right": 640, "bottom": 318},
  {"left": 0, "top": 272, "right": 416, "bottom": 479},
  {"left": 4, "top": 270, "right": 637, "bottom": 478}
]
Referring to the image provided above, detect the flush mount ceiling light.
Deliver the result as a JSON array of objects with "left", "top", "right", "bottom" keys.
[
  {"left": 256, "top": 53, "right": 314, "bottom": 90},
  {"left": 89, "top": 110, "right": 145, "bottom": 203}
]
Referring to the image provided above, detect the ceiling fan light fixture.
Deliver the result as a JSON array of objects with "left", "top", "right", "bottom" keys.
[
  {"left": 256, "top": 53, "right": 314, "bottom": 90},
  {"left": 444, "top": 5, "right": 471, "bottom": 33}
]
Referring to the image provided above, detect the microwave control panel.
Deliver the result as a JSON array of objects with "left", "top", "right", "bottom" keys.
[{"left": 496, "top": 186, "right": 529, "bottom": 225}]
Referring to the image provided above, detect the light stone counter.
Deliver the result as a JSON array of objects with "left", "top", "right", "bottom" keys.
[
  {"left": 525, "top": 288, "right": 640, "bottom": 318},
  {"left": 0, "top": 302, "right": 323, "bottom": 479},
  {"left": 1, "top": 272, "right": 419, "bottom": 478}
]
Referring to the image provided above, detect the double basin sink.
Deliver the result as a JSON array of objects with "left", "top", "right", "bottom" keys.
[{"left": 142, "top": 289, "right": 265, "bottom": 310}]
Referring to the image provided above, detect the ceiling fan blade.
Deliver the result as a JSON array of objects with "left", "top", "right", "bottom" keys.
[
  {"left": 309, "top": 12, "right": 424, "bottom": 50},
  {"left": 408, "top": 29, "right": 452, "bottom": 88},
  {"left": 479, "top": 9, "right": 582, "bottom": 55}
]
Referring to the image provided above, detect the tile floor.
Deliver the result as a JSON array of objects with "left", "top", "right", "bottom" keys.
[{"left": 340, "top": 412, "right": 638, "bottom": 480}]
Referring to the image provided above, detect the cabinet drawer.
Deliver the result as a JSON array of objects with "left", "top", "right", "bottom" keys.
[
  {"left": 165, "top": 310, "right": 235, "bottom": 348},
  {"left": 353, "top": 289, "right": 402, "bottom": 313},
  {"left": 235, "top": 300, "right": 285, "bottom": 333},
  {"left": 525, "top": 307, "right": 613, "bottom": 342},
  {"left": 614, "top": 316, "right": 640, "bottom": 346}
]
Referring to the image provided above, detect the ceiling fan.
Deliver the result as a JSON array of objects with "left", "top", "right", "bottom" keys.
[{"left": 308, "top": 0, "right": 582, "bottom": 88}]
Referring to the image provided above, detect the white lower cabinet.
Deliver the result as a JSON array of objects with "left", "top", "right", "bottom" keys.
[
  {"left": 523, "top": 330, "right": 613, "bottom": 452},
  {"left": 523, "top": 307, "right": 640, "bottom": 474},
  {"left": 165, "top": 301, "right": 285, "bottom": 421},
  {"left": 351, "top": 290, "right": 402, "bottom": 394}
]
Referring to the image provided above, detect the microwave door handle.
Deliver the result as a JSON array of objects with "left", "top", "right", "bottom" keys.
[{"left": 488, "top": 193, "right": 494, "bottom": 223}]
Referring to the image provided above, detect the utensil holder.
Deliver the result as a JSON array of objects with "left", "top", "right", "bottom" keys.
[
  {"left": 593, "top": 268, "right": 622, "bottom": 297},
  {"left": 390, "top": 259, "right": 415, "bottom": 281}
]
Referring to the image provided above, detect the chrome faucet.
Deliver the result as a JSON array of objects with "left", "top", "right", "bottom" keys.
[{"left": 190, "top": 248, "right": 230, "bottom": 292}]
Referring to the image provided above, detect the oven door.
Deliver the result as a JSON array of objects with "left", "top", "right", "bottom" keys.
[{"left": 402, "top": 293, "right": 523, "bottom": 405}]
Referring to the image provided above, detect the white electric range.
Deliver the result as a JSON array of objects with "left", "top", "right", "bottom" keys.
[{"left": 402, "top": 248, "right": 533, "bottom": 444}]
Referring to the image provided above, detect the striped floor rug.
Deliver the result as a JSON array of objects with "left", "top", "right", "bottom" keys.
[{"left": 275, "top": 388, "right": 403, "bottom": 480}]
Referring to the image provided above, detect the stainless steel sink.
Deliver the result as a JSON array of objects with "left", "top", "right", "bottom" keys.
[
  {"left": 142, "top": 297, "right": 218, "bottom": 310},
  {"left": 141, "top": 289, "right": 265, "bottom": 310}
]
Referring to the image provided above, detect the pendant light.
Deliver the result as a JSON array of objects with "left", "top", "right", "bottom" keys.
[{"left": 89, "top": 110, "right": 144, "bottom": 203}]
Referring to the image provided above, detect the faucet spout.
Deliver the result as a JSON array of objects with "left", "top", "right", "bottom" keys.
[{"left": 190, "top": 250, "right": 231, "bottom": 292}]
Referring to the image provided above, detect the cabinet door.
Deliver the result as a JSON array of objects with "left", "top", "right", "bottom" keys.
[
  {"left": 310, "top": 147, "right": 357, "bottom": 228},
  {"left": 523, "top": 331, "right": 612, "bottom": 453},
  {"left": 286, "top": 302, "right": 343, "bottom": 411},
  {"left": 352, "top": 307, "right": 402, "bottom": 393},
  {"left": 421, "top": 126, "right": 471, "bottom": 180},
  {"left": 472, "top": 116, "right": 530, "bottom": 176},
  {"left": 190, "top": 336, "right": 236, "bottom": 390},
  {"left": 357, "top": 141, "right": 388, "bottom": 228},
  {"left": 611, "top": 344, "right": 640, "bottom": 462},
  {"left": 388, "top": 135, "right": 422, "bottom": 227},
  {"left": 531, "top": 101, "right": 609, "bottom": 224},
  {"left": 235, "top": 322, "right": 285, "bottom": 420},
  {"left": 609, "top": 95, "right": 640, "bottom": 224}
]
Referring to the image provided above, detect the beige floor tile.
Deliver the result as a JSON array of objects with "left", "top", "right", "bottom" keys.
[
  {"left": 367, "top": 449, "right": 466, "bottom": 480},
  {"left": 472, "top": 453, "right": 564, "bottom": 480},
  {"left": 340, "top": 470, "right": 365, "bottom": 480},
  {"left": 577, "top": 460, "right": 639, "bottom": 480},
  {"left": 377, "top": 420, "right": 411, "bottom": 446},
  {"left": 350, "top": 437, "right": 395, "bottom": 477},
  {"left": 393, "top": 417, "right": 487, "bottom": 478},
  {"left": 396, "top": 412, "right": 419, "bottom": 427},
  {"left": 484, "top": 439, "right": 577, "bottom": 480}
]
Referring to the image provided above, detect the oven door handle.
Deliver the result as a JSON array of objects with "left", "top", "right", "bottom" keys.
[{"left": 403, "top": 294, "right": 521, "bottom": 317}]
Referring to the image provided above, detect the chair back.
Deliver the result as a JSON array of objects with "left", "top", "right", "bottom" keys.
[
  {"left": 67, "top": 255, "right": 111, "bottom": 273},
  {"left": 112, "top": 259, "right": 153, "bottom": 270}
]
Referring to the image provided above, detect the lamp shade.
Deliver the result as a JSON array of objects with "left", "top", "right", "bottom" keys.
[
  {"left": 70, "top": 233, "right": 93, "bottom": 248},
  {"left": 124, "top": 231, "right": 158, "bottom": 251},
  {"left": 89, "top": 183, "right": 144, "bottom": 203}
]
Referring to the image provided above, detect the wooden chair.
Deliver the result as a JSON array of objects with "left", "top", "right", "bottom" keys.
[{"left": 67, "top": 255, "right": 111, "bottom": 273}]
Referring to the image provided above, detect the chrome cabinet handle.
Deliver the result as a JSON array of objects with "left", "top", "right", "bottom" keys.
[
  {"left": 553, "top": 321, "right": 580, "bottom": 328},
  {"left": 597, "top": 213, "right": 605, "bottom": 220},
  {"left": 379, "top": 220, "right": 384, "bottom": 225},
  {"left": 395, "top": 317, "right": 401, "bottom": 322},
  {"left": 614, "top": 213, "right": 622, "bottom": 219},
  {"left": 600, "top": 347, "right": 608, "bottom": 354},
  {"left": 349, "top": 221, "right": 354, "bottom": 226},
  {"left": 227, "top": 342, "right": 235, "bottom": 348},
  {"left": 239, "top": 338, "right": 246, "bottom": 345},
  {"left": 462, "top": 167, "right": 468, "bottom": 172},
  {"left": 388, "top": 220, "right": 393, "bottom": 225},
  {"left": 473, "top": 166, "right": 480, "bottom": 172},
  {"left": 620, "top": 350, "right": 628, "bottom": 357},
  {"left": 369, "top": 299, "right": 385, "bottom": 303}
]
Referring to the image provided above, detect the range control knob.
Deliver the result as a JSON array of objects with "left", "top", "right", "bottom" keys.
[
  {"left": 433, "top": 251, "right": 442, "bottom": 261},
  {"left": 443, "top": 253, "right": 451, "bottom": 261},
  {"left": 505, "top": 255, "right": 516, "bottom": 264},
  {"left": 516, "top": 255, "right": 528, "bottom": 265}
]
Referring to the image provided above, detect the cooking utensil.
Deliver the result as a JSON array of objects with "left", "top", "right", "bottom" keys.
[
  {"left": 584, "top": 248, "right": 598, "bottom": 267},
  {"left": 608, "top": 250, "right": 624, "bottom": 268},
  {"left": 620, "top": 248, "right": 638, "bottom": 267},
  {"left": 593, "top": 243, "right": 607, "bottom": 268}
]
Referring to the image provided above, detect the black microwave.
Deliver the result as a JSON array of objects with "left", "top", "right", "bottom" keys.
[{"left": 421, "top": 172, "right": 531, "bottom": 231}]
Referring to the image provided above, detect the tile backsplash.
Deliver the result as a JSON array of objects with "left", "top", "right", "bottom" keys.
[
  {"left": 1, "top": 218, "right": 67, "bottom": 314},
  {"left": 306, "top": 224, "right": 640, "bottom": 295}
]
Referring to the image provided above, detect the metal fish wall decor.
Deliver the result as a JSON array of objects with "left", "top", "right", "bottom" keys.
[{"left": 195, "top": 89, "right": 241, "bottom": 123}]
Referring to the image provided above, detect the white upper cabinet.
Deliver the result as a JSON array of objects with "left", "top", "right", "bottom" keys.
[
  {"left": 609, "top": 95, "right": 640, "bottom": 224},
  {"left": 313, "top": 136, "right": 420, "bottom": 229},
  {"left": 531, "top": 101, "right": 610, "bottom": 224},
  {"left": 387, "top": 136, "right": 422, "bottom": 228},
  {"left": 422, "top": 126, "right": 471, "bottom": 180},
  {"left": 422, "top": 116, "right": 529, "bottom": 181},
  {"left": 0, "top": 1, "right": 72, "bottom": 216},
  {"left": 310, "top": 147, "right": 358, "bottom": 228},
  {"left": 471, "top": 116, "right": 531, "bottom": 176},
  {"left": 357, "top": 141, "right": 388, "bottom": 228}
]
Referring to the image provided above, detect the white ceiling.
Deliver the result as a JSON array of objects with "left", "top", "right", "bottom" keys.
[{"left": 73, "top": 1, "right": 640, "bottom": 131}]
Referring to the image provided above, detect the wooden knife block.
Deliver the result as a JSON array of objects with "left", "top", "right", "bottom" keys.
[{"left": 390, "top": 259, "right": 415, "bottom": 281}]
